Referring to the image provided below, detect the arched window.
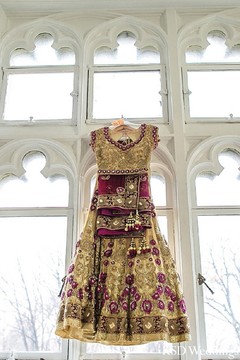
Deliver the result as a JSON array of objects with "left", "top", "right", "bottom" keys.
[
  {"left": 87, "top": 30, "right": 167, "bottom": 123},
  {"left": 0, "top": 32, "right": 76, "bottom": 123},
  {"left": 193, "top": 149, "right": 240, "bottom": 355},
  {"left": 183, "top": 29, "right": 240, "bottom": 122},
  {"left": 0, "top": 151, "right": 71, "bottom": 357}
]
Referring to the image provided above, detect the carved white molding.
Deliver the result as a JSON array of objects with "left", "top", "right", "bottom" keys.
[
  {"left": 84, "top": 15, "right": 167, "bottom": 64},
  {"left": 188, "top": 135, "right": 240, "bottom": 181},
  {"left": 0, "top": 138, "right": 77, "bottom": 182},
  {"left": 179, "top": 12, "right": 240, "bottom": 57},
  {"left": 0, "top": 19, "right": 80, "bottom": 67}
]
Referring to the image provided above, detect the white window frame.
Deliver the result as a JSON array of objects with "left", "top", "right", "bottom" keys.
[
  {"left": 87, "top": 63, "right": 168, "bottom": 125},
  {"left": 190, "top": 146, "right": 240, "bottom": 359},
  {"left": 192, "top": 206, "right": 240, "bottom": 359},
  {"left": 0, "top": 65, "right": 79, "bottom": 126},
  {"left": 182, "top": 63, "right": 240, "bottom": 123},
  {"left": 0, "top": 208, "right": 73, "bottom": 360},
  {"left": 0, "top": 144, "right": 78, "bottom": 360}
]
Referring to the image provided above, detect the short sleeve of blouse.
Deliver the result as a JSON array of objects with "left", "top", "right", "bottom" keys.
[
  {"left": 152, "top": 126, "right": 160, "bottom": 149},
  {"left": 89, "top": 130, "right": 97, "bottom": 151}
]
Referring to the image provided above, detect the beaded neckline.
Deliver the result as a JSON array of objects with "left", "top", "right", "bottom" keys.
[{"left": 103, "top": 124, "right": 147, "bottom": 151}]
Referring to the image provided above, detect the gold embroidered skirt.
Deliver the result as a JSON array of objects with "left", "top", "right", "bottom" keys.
[{"left": 55, "top": 175, "right": 191, "bottom": 345}]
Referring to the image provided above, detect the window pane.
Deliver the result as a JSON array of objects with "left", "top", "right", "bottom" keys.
[
  {"left": 10, "top": 33, "right": 75, "bottom": 66},
  {"left": 157, "top": 216, "right": 168, "bottom": 241},
  {"left": 196, "top": 150, "right": 240, "bottom": 206},
  {"left": 186, "top": 30, "right": 240, "bottom": 63},
  {"left": 4, "top": 72, "right": 74, "bottom": 121},
  {"left": 198, "top": 215, "right": 240, "bottom": 354},
  {"left": 188, "top": 70, "right": 240, "bottom": 118},
  {"left": 151, "top": 175, "right": 166, "bottom": 206},
  {"left": 93, "top": 71, "right": 162, "bottom": 119},
  {"left": 0, "top": 217, "right": 67, "bottom": 352},
  {"left": 94, "top": 31, "right": 160, "bottom": 65},
  {"left": 0, "top": 152, "right": 69, "bottom": 207}
]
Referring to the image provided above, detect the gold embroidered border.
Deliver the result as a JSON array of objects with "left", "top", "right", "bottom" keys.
[
  {"left": 97, "top": 195, "right": 152, "bottom": 210},
  {"left": 96, "top": 213, "right": 152, "bottom": 230}
]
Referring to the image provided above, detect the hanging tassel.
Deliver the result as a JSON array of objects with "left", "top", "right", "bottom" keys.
[
  {"left": 125, "top": 211, "right": 142, "bottom": 232},
  {"left": 134, "top": 210, "right": 142, "bottom": 231},
  {"left": 127, "top": 238, "right": 137, "bottom": 258},
  {"left": 137, "top": 237, "right": 151, "bottom": 255},
  {"left": 125, "top": 212, "right": 136, "bottom": 231}
]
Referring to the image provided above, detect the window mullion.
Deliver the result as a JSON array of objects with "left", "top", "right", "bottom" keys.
[
  {"left": 92, "top": 64, "right": 162, "bottom": 72},
  {"left": 4, "top": 64, "right": 75, "bottom": 74},
  {"left": 193, "top": 206, "right": 240, "bottom": 215},
  {"left": 0, "top": 207, "right": 72, "bottom": 216}
]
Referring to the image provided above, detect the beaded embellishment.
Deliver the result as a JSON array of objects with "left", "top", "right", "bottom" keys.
[{"left": 104, "top": 124, "right": 147, "bottom": 151}]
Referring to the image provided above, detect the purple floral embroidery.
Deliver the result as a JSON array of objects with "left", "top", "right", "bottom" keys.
[
  {"left": 109, "top": 301, "right": 119, "bottom": 314},
  {"left": 108, "top": 242, "right": 114, "bottom": 248},
  {"left": 99, "top": 272, "right": 107, "bottom": 283},
  {"left": 128, "top": 261, "right": 134, "bottom": 267},
  {"left": 178, "top": 299, "right": 187, "bottom": 313},
  {"left": 68, "top": 264, "right": 74, "bottom": 274},
  {"left": 155, "top": 258, "right": 161, "bottom": 265},
  {"left": 67, "top": 289, "right": 73, "bottom": 297},
  {"left": 61, "top": 291, "right": 65, "bottom": 300},
  {"left": 156, "top": 285, "right": 163, "bottom": 295},
  {"left": 152, "top": 292, "right": 160, "bottom": 300},
  {"left": 97, "top": 285, "right": 102, "bottom": 293},
  {"left": 125, "top": 274, "right": 134, "bottom": 285},
  {"left": 152, "top": 247, "right": 160, "bottom": 256},
  {"left": 84, "top": 285, "right": 91, "bottom": 293},
  {"left": 88, "top": 292, "right": 93, "bottom": 300},
  {"left": 89, "top": 276, "right": 97, "bottom": 286},
  {"left": 171, "top": 293, "right": 177, "bottom": 302},
  {"left": 130, "top": 286, "right": 137, "bottom": 296},
  {"left": 90, "top": 194, "right": 98, "bottom": 211},
  {"left": 122, "top": 301, "right": 128, "bottom": 311},
  {"left": 157, "top": 300, "right": 165, "bottom": 310},
  {"left": 77, "top": 289, "right": 83, "bottom": 299},
  {"left": 157, "top": 272, "right": 166, "bottom": 283},
  {"left": 72, "top": 281, "right": 78, "bottom": 289},
  {"left": 164, "top": 286, "right": 172, "bottom": 297},
  {"left": 150, "top": 239, "right": 156, "bottom": 246},
  {"left": 116, "top": 187, "right": 125, "bottom": 194},
  {"left": 141, "top": 300, "right": 152, "bottom": 314},
  {"left": 104, "top": 293, "right": 110, "bottom": 300},
  {"left": 135, "top": 293, "right": 141, "bottom": 301},
  {"left": 103, "top": 260, "right": 109, "bottom": 266},
  {"left": 104, "top": 249, "right": 112, "bottom": 257},
  {"left": 122, "top": 287, "right": 130, "bottom": 297},
  {"left": 68, "top": 275, "right": 74, "bottom": 284},
  {"left": 168, "top": 301, "right": 174, "bottom": 312},
  {"left": 130, "top": 301, "right": 137, "bottom": 311}
]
